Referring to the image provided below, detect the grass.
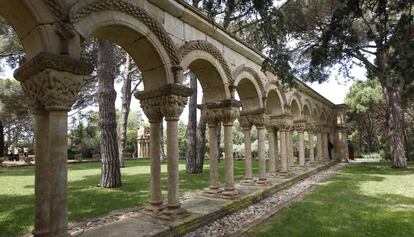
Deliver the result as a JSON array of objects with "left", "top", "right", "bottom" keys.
[
  {"left": 252, "top": 161, "right": 414, "bottom": 237},
  {"left": 0, "top": 159, "right": 258, "bottom": 237}
]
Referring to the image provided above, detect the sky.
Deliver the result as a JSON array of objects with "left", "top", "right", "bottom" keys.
[{"left": 0, "top": 61, "right": 366, "bottom": 124}]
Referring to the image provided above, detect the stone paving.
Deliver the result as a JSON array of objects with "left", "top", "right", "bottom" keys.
[{"left": 73, "top": 161, "right": 337, "bottom": 237}]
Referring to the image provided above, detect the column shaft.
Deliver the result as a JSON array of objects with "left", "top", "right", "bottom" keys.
[
  {"left": 317, "top": 133, "right": 323, "bottom": 161},
  {"left": 146, "top": 121, "right": 163, "bottom": 211},
  {"left": 208, "top": 124, "right": 219, "bottom": 189},
  {"left": 243, "top": 128, "right": 253, "bottom": 180},
  {"left": 308, "top": 133, "right": 315, "bottom": 162},
  {"left": 48, "top": 111, "right": 69, "bottom": 237},
  {"left": 257, "top": 127, "right": 267, "bottom": 182},
  {"left": 299, "top": 131, "right": 305, "bottom": 167},
  {"left": 274, "top": 130, "right": 279, "bottom": 171},
  {"left": 280, "top": 130, "right": 287, "bottom": 173},
  {"left": 267, "top": 129, "right": 276, "bottom": 173},
  {"left": 224, "top": 123, "right": 235, "bottom": 191},
  {"left": 32, "top": 111, "right": 50, "bottom": 237},
  {"left": 166, "top": 119, "right": 180, "bottom": 208},
  {"left": 286, "top": 130, "right": 293, "bottom": 171}
]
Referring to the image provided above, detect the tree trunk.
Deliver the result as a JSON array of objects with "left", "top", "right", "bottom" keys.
[
  {"left": 118, "top": 54, "right": 132, "bottom": 168},
  {"left": 195, "top": 116, "right": 206, "bottom": 173},
  {"left": 186, "top": 72, "right": 198, "bottom": 173},
  {"left": 384, "top": 83, "right": 407, "bottom": 168},
  {"left": 160, "top": 122, "right": 166, "bottom": 163},
  {"left": 217, "top": 122, "right": 222, "bottom": 163},
  {"left": 0, "top": 121, "right": 4, "bottom": 157},
  {"left": 98, "top": 39, "right": 122, "bottom": 188}
]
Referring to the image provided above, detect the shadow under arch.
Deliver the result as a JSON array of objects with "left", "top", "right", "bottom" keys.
[
  {"left": 70, "top": 0, "right": 179, "bottom": 90},
  {"left": 178, "top": 40, "right": 231, "bottom": 103},
  {"left": 233, "top": 67, "right": 264, "bottom": 110}
]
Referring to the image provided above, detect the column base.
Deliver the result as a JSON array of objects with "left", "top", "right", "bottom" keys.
[
  {"left": 32, "top": 229, "right": 49, "bottom": 237},
  {"left": 255, "top": 178, "right": 271, "bottom": 186},
  {"left": 221, "top": 188, "right": 240, "bottom": 199},
  {"left": 203, "top": 186, "right": 223, "bottom": 195},
  {"left": 144, "top": 201, "right": 165, "bottom": 215},
  {"left": 158, "top": 205, "right": 190, "bottom": 221},
  {"left": 241, "top": 178, "right": 256, "bottom": 186},
  {"left": 278, "top": 172, "right": 294, "bottom": 178}
]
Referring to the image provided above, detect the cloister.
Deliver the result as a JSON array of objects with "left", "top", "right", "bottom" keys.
[{"left": 0, "top": 0, "right": 349, "bottom": 236}]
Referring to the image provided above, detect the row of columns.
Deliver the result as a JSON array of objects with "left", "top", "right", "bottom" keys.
[{"left": 137, "top": 138, "right": 150, "bottom": 158}]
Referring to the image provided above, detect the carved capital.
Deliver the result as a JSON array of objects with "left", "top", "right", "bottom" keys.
[
  {"left": 139, "top": 97, "right": 163, "bottom": 123},
  {"left": 135, "top": 84, "right": 193, "bottom": 121},
  {"left": 14, "top": 52, "right": 92, "bottom": 111},
  {"left": 270, "top": 113, "right": 293, "bottom": 131},
  {"left": 204, "top": 99, "right": 241, "bottom": 125},
  {"left": 238, "top": 116, "right": 252, "bottom": 129},
  {"left": 293, "top": 118, "right": 307, "bottom": 132}
]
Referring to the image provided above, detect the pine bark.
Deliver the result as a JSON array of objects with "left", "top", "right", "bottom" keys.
[
  {"left": 98, "top": 39, "right": 122, "bottom": 188},
  {"left": 384, "top": 83, "right": 407, "bottom": 168},
  {"left": 195, "top": 117, "right": 207, "bottom": 173},
  {"left": 217, "top": 122, "right": 222, "bottom": 163},
  {"left": 0, "top": 121, "right": 4, "bottom": 157},
  {"left": 118, "top": 55, "right": 132, "bottom": 168},
  {"left": 186, "top": 72, "right": 198, "bottom": 173}
]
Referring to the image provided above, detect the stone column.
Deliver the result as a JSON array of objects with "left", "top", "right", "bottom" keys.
[
  {"left": 221, "top": 106, "right": 240, "bottom": 197},
  {"left": 274, "top": 129, "right": 279, "bottom": 171},
  {"left": 160, "top": 84, "right": 193, "bottom": 219},
  {"left": 239, "top": 116, "right": 254, "bottom": 184},
  {"left": 286, "top": 129, "right": 294, "bottom": 172},
  {"left": 316, "top": 132, "right": 323, "bottom": 161},
  {"left": 201, "top": 108, "right": 221, "bottom": 193},
  {"left": 308, "top": 131, "right": 315, "bottom": 163},
  {"left": 323, "top": 131, "right": 329, "bottom": 160},
  {"left": 33, "top": 109, "right": 50, "bottom": 236},
  {"left": 256, "top": 125, "right": 268, "bottom": 184},
  {"left": 298, "top": 130, "right": 305, "bottom": 167},
  {"left": 279, "top": 129, "right": 288, "bottom": 173},
  {"left": 15, "top": 52, "right": 90, "bottom": 237},
  {"left": 267, "top": 126, "right": 276, "bottom": 174},
  {"left": 135, "top": 95, "right": 164, "bottom": 214}
]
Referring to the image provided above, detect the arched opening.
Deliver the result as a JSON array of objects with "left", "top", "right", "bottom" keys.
[
  {"left": 266, "top": 89, "right": 284, "bottom": 115},
  {"left": 290, "top": 98, "right": 301, "bottom": 119}
]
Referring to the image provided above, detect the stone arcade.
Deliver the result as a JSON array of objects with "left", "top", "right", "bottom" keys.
[{"left": 0, "top": 0, "right": 349, "bottom": 236}]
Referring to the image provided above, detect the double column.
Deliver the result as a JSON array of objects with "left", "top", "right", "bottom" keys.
[
  {"left": 307, "top": 125, "right": 315, "bottom": 163},
  {"left": 15, "top": 52, "right": 91, "bottom": 237},
  {"left": 294, "top": 120, "right": 307, "bottom": 167},
  {"left": 135, "top": 84, "right": 193, "bottom": 220},
  {"left": 272, "top": 114, "right": 293, "bottom": 175},
  {"left": 202, "top": 100, "right": 241, "bottom": 198}
]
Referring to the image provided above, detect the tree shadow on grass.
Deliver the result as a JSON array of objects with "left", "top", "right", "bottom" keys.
[{"left": 253, "top": 163, "right": 414, "bottom": 237}]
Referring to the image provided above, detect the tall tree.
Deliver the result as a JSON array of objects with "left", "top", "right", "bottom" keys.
[
  {"left": 186, "top": 72, "right": 198, "bottom": 173},
  {"left": 97, "top": 39, "right": 121, "bottom": 188},
  {"left": 259, "top": 0, "right": 414, "bottom": 168},
  {"left": 118, "top": 54, "right": 142, "bottom": 167}
]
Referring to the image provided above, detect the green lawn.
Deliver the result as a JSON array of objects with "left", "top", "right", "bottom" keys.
[
  {"left": 252, "top": 161, "right": 414, "bottom": 237},
  {"left": 0, "top": 159, "right": 255, "bottom": 236}
]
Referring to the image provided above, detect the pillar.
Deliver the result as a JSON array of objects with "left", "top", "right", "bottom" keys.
[
  {"left": 32, "top": 109, "right": 50, "bottom": 236},
  {"left": 207, "top": 119, "right": 220, "bottom": 192},
  {"left": 137, "top": 99, "right": 164, "bottom": 213},
  {"left": 323, "top": 132, "right": 329, "bottom": 160},
  {"left": 298, "top": 129, "right": 305, "bottom": 167},
  {"left": 279, "top": 130, "right": 288, "bottom": 173},
  {"left": 274, "top": 129, "right": 279, "bottom": 171},
  {"left": 219, "top": 105, "right": 240, "bottom": 197},
  {"left": 286, "top": 129, "right": 293, "bottom": 171},
  {"left": 267, "top": 126, "right": 276, "bottom": 174},
  {"left": 242, "top": 126, "right": 254, "bottom": 183},
  {"left": 15, "top": 52, "right": 91, "bottom": 237},
  {"left": 256, "top": 126, "right": 268, "bottom": 184},
  {"left": 317, "top": 132, "right": 323, "bottom": 161},
  {"left": 308, "top": 131, "right": 315, "bottom": 163}
]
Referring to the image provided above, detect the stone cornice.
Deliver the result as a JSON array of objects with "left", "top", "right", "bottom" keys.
[
  {"left": 205, "top": 99, "right": 242, "bottom": 109},
  {"left": 134, "top": 83, "right": 193, "bottom": 100},
  {"left": 14, "top": 52, "right": 92, "bottom": 81}
]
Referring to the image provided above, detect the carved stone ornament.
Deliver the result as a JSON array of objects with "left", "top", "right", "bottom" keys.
[
  {"left": 202, "top": 99, "right": 241, "bottom": 125},
  {"left": 293, "top": 118, "right": 307, "bottom": 132},
  {"left": 70, "top": 0, "right": 180, "bottom": 66},
  {"left": 270, "top": 113, "right": 293, "bottom": 131},
  {"left": 134, "top": 84, "right": 193, "bottom": 120},
  {"left": 238, "top": 116, "right": 252, "bottom": 129},
  {"left": 240, "top": 109, "right": 266, "bottom": 128},
  {"left": 179, "top": 40, "right": 234, "bottom": 84},
  {"left": 14, "top": 52, "right": 92, "bottom": 111}
]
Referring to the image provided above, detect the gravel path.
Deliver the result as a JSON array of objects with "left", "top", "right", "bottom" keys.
[{"left": 184, "top": 163, "right": 347, "bottom": 237}]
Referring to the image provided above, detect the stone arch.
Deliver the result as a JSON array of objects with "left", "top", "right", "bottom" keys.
[
  {"left": 233, "top": 65, "right": 264, "bottom": 110},
  {"left": 0, "top": 0, "right": 62, "bottom": 58},
  {"left": 320, "top": 108, "right": 328, "bottom": 122},
  {"left": 179, "top": 40, "right": 231, "bottom": 102},
  {"left": 70, "top": 0, "right": 179, "bottom": 89},
  {"left": 264, "top": 81, "right": 286, "bottom": 115},
  {"left": 303, "top": 99, "right": 312, "bottom": 119},
  {"left": 290, "top": 97, "right": 302, "bottom": 119}
]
